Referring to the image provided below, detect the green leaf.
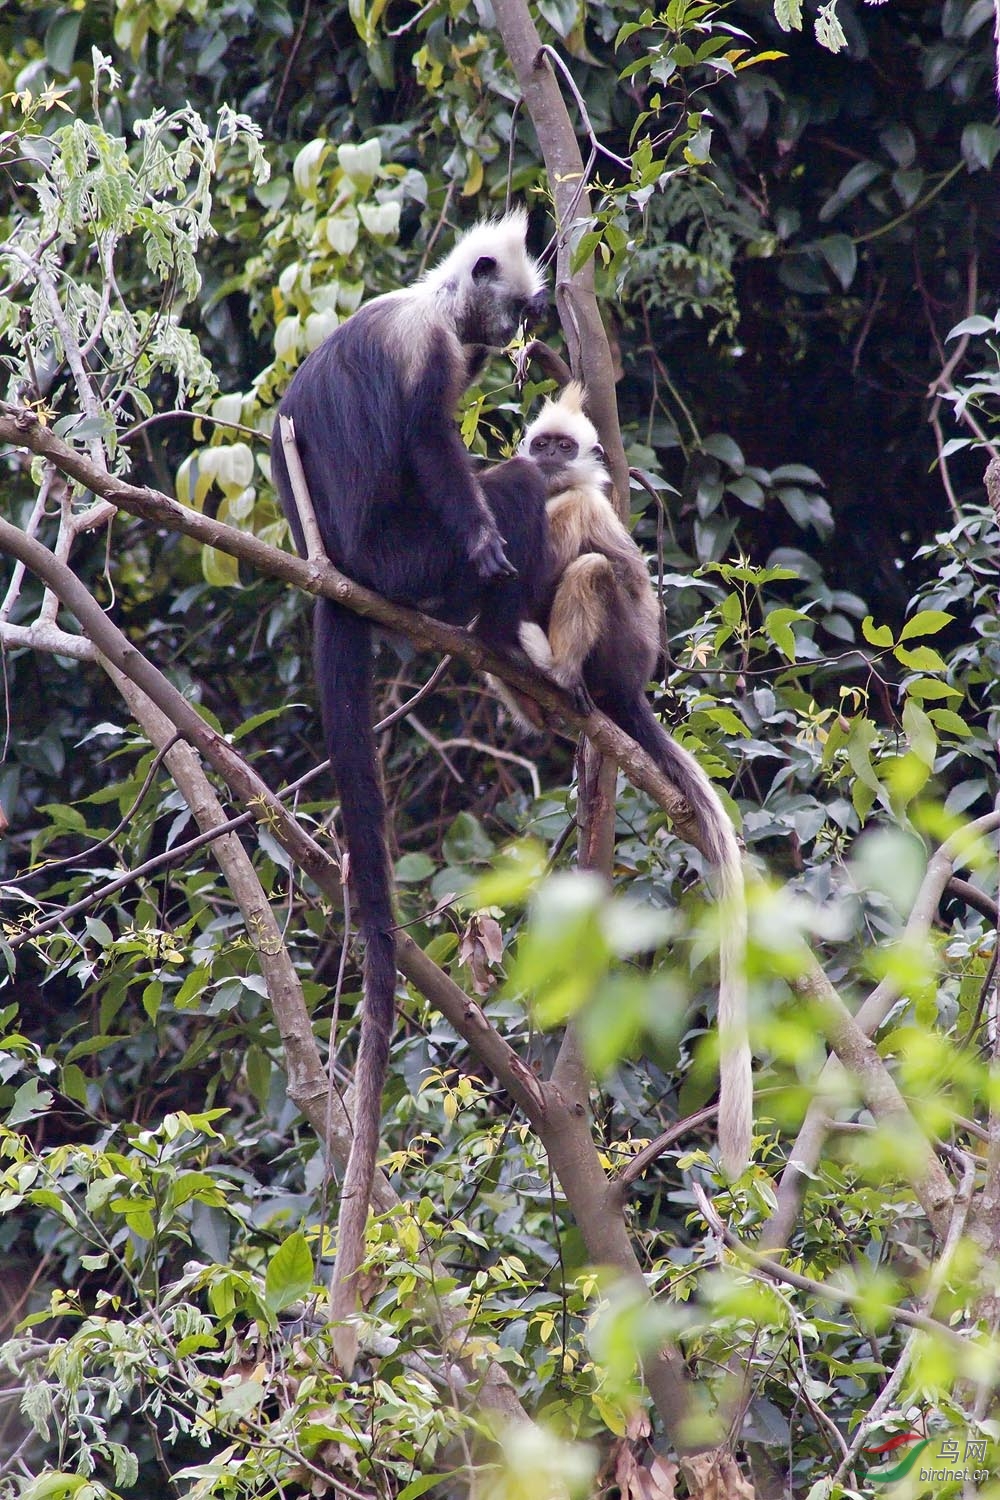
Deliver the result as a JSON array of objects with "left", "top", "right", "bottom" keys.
[
  {"left": 399, "top": 1474, "right": 466, "bottom": 1500},
  {"left": 142, "top": 979, "right": 163, "bottom": 1021},
  {"left": 927, "top": 708, "right": 972, "bottom": 738},
  {"left": 19, "top": 1475, "right": 91, "bottom": 1500},
  {"left": 898, "top": 609, "right": 954, "bottom": 640},
  {"left": 903, "top": 678, "right": 960, "bottom": 701},
  {"left": 84, "top": 916, "right": 114, "bottom": 948},
  {"left": 845, "top": 718, "right": 883, "bottom": 818},
  {"left": 818, "top": 161, "right": 881, "bottom": 222},
  {"left": 230, "top": 706, "right": 300, "bottom": 742},
  {"left": 816, "top": 233, "right": 856, "bottom": 290},
  {"left": 395, "top": 852, "right": 435, "bottom": 882},
  {"left": 44, "top": 12, "right": 82, "bottom": 75},
  {"left": 701, "top": 432, "right": 745, "bottom": 471},
  {"left": 472, "top": 839, "right": 547, "bottom": 908},
  {"left": 265, "top": 1230, "right": 315, "bottom": 1313},
  {"left": 902, "top": 699, "right": 937, "bottom": 767},
  {"left": 861, "top": 616, "right": 894, "bottom": 648},
  {"left": 245, "top": 1044, "right": 271, "bottom": 1109},
  {"left": 423, "top": 932, "right": 458, "bottom": 965},
  {"left": 719, "top": 590, "right": 742, "bottom": 627},
  {"left": 61, "top": 1064, "right": 88, "bottom": 1106},
  {"left": 764, "top": 607, "right": 806, "bottom": 661},
  {"left": 66, "top": 1034, "right": 130, "bottom": 1061},
  {"left": 509, "top": 872, "right": 610, "bottom": 1027},
  {"left": 726, "top": 475, "right": 765, "bottom": 508},
  {"left": 442, "top": 811, "right": 494, "bottom": 866},
  {"left": 894, "top": 644, "right": 948, "bottom": 673},
  {"left": 201, "top": 545, "right": 241, "bottom": 588},
  {"left": 29, "top": 1188, "right": 77, "bottom": 1226},
  {"left": 961, "top": 123, "right": 1000, "bottom": 172},
  {"left": 7, "top": 1079, "right": 54, "bottom": 1126},
  {"left": 174, "top": 966, "right": 211, "bottom": 1009},
  {"left": 217, "top": 1378, "right": 265, "bottom": 1418}
]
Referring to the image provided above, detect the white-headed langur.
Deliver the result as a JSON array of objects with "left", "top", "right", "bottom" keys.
[
  {"left": 517, "top": 382, "right": 751, "bottom": 1178},
  {"left": 271, "top": 212, "right": 552, "bottom": 1364}
]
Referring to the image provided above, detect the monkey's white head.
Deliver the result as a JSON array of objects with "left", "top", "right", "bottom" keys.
[
  {"left": 423, "top": 209, "right": 548, "bottom": 348},
  {"left": 520, "top": 382, "right": 611, "bottom": 494}
]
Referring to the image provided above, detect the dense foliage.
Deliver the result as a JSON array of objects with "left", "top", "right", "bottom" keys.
[{"left": 0, "top": 1, "right": 999, "bottom": 1497}]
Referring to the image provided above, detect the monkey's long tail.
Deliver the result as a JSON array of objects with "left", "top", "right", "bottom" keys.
[
  {"left": 314, "top": 598, "right": 398, "bottom": 1364},
  {"left": 608, "top": 695, "right": 751, "bottom": 1177}
]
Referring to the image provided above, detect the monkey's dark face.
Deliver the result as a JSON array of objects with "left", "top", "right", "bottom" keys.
[
  {"left": 458, "top": 256, "right": 548, "bottom": 348},
  {"left": 528, "top": 428, "right": 580, "bottom": 480}
]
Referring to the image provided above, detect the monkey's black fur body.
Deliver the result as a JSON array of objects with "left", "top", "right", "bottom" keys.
[{"left": 269, "top": 213, "right": 549, "bottom": 1361}]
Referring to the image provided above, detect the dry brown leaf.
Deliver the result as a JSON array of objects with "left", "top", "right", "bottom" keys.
[
  {"left": 458, "top": 912, "right": 504, "bottom": 994},
  {"left": 625, "top": 1409, "right": 653, "bottom": 1444},
  {"left": 682, "top": 1448, "right": 757, "bottom": 1500},
  {"left": 646, "top": 1454, "right": 680, "bottom": 1498},
  {"left": 613, "top": 1445, "right": 679, "bottom": 1500},
  {"left": 614, "top": 1443, "right": 643, "bottom": 1500}
]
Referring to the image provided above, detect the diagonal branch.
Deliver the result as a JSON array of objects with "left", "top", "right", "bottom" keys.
[
  {"left": 0, "top": 404, "right": 709, "bottom": 850},
  {"left": 489, "top": 0, "right": 628, "bottom": 510}
]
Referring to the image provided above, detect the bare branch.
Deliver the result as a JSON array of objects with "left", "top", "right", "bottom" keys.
[
  {"left": 0, "top": 405, "right": 717, "bottom": 855},
  {"left": 693, "top": 1183, "right": 973, "bottom": 1353},
  {"left": 760, "top": 817, "right": 1000, "bottom": 1254},
  {"left": 489, "top": 0, "right": 628, "bottom": 508},
  {"left": 279, "top": 414, "right": 327, "bottom": 562}
]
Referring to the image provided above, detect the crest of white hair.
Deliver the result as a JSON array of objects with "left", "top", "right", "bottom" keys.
[
  {"left": 522, "top": 381, "right": 611, "bottom": 491},
  {"left": 421, "top": 209, "right": 546, "bottom": 303}
]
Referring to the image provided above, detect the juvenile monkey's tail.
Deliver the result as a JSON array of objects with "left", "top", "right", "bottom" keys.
[
  {"left": 610, "top": 695, "right": 751, "bottom": 1177},
  {"left": 314, "top": 597, "right": 398, "bottom": 1365}
]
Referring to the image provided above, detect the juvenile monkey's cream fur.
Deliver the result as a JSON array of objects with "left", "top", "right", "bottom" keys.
[{"left": 518, "top": 384, "right": 752, "bottom": 1177}]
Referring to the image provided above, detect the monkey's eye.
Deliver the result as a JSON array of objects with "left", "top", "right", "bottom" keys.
[
  {"left": 559, "top": 438, "right": 575, "bottom": 452},
  {"left": 472, "top": 255, "right": 498, "bottom": 283}
]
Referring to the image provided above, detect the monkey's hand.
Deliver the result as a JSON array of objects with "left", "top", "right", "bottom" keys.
[{"left": 468, "top": 524, "right": 517, "bottom": 581}]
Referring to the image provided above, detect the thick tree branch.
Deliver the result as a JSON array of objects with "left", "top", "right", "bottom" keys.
[
  {"left": 1, "top": 402, "right": 963, "bottom": 1454},
  {"left": 0, "top": 471, "right": 715, "bottom": 1453},
  {"left": 102, "top": 670, "right": 530, "bottom": 1424},
  {"left": 0, "top": 405, "right": 710, "bottom": 851},
  {"left": 490, "top": 0, "right": 628, "bottom": 510}
]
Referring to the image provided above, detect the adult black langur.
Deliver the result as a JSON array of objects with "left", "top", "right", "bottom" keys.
[
  {"left": 517, "top": 382, "right": 752, "bottom": 1178},
  {"left": 270, "top": 211, "right": 551, "bottom": 1364}
]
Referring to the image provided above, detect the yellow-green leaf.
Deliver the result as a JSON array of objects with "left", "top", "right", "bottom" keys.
[
  {"left": 861, "top": 615, "right": 893, "bottom": 648},
  {"left": 898, "top": 609, "right": 954, "bottom": 641},
  {"left": 201, "top": 545, "right": 241, "bottom": 589}
]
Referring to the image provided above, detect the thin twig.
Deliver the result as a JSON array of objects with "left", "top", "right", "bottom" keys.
[
  {"left": 534, "top": 45, "right": 632, "bottom": 173},
  {"left": 279, "top": 415, "right": 327, "bottom": 561},
  {"left": 122, "top": 409, "right": 270, "bottom": 445},
  {"left": 3, "top": 669, "right": 454, "bottom": 949},
  {"left": 614, "top": 1105, "right": 718, "bottom": 1196},
  {"left": 830, "top": 1151, "right": 978, "bottom": 1486},
  {"left": 692, "top": 1183, "right": 971, "bottom": 1353}
]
